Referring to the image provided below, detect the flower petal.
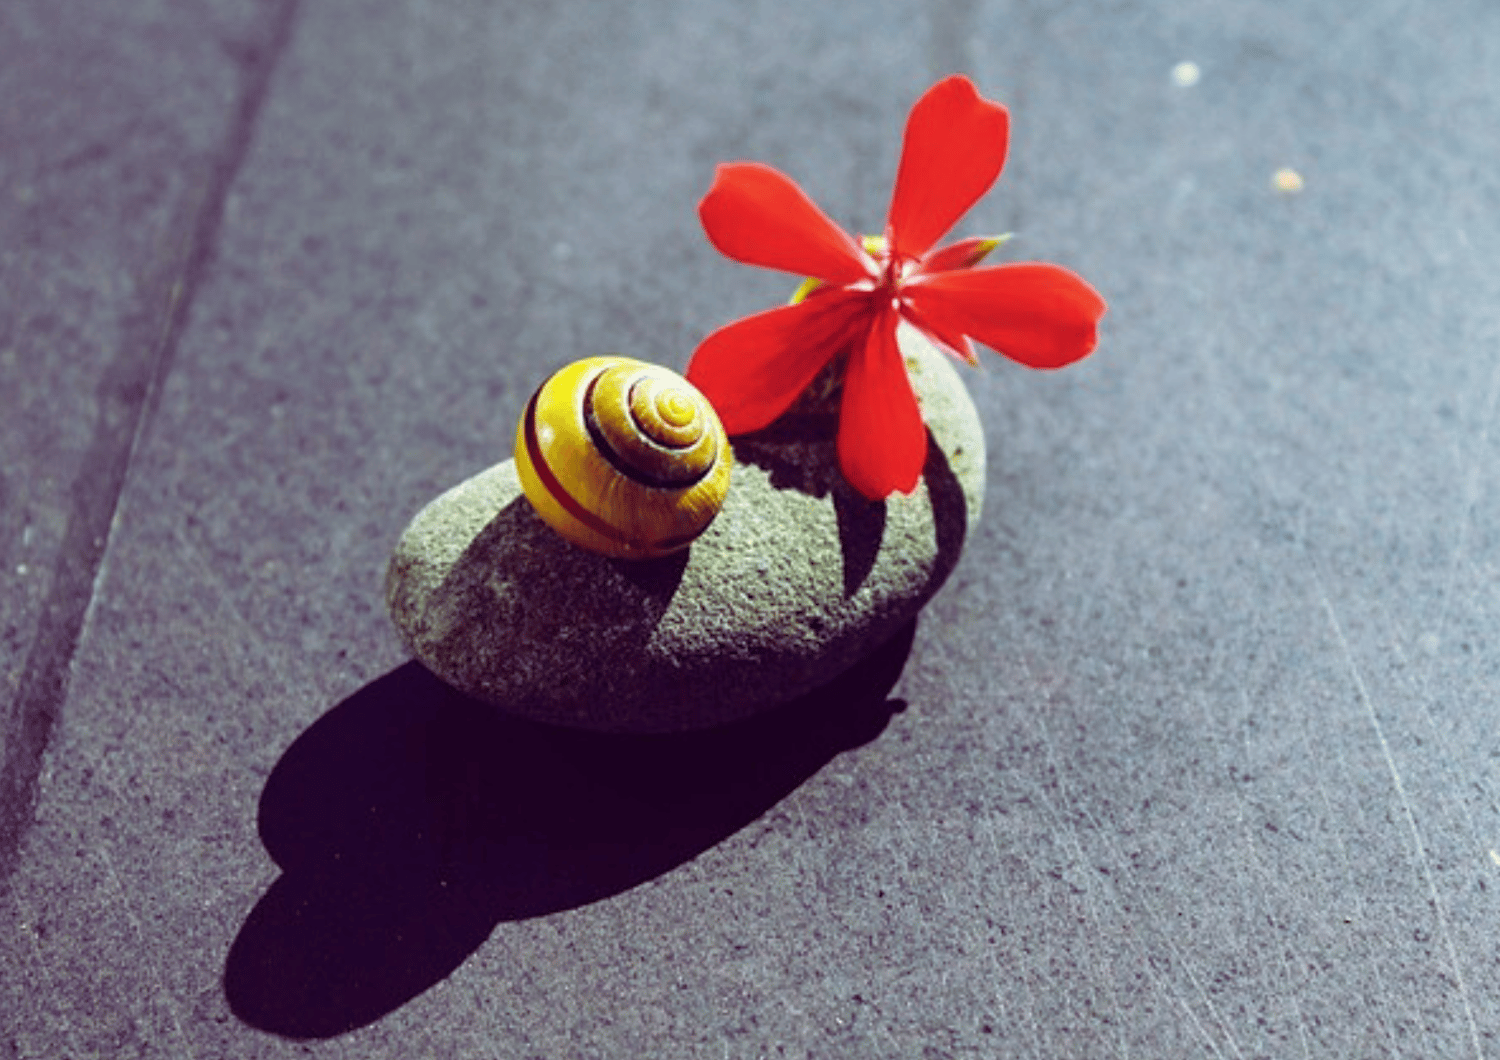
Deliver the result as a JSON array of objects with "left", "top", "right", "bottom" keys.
[
  {"left": 686, "top": 288, "right": 873, "bottom": 434},
  {"left": 917, "top": 234, "right": 1012, "bottom": 274},
  {"left": 905, "top": 263, "right": 1106, "bottom": 369},
  {"left": 900, "top": 302, "right": 979, "bottom": 366},
  {"left": 700, "top": 162, "right": 876, "bottom": 284},
  {"left": 886, "top": 76, "right": 1010, "bottom": 261},
  {"left": 837, "top": 306, "right": 927, "bottom": 499}
]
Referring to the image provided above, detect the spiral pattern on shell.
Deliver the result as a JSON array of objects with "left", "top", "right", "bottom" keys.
[{"left": 514, "top": 357, "right": 732, "bottom": 559}]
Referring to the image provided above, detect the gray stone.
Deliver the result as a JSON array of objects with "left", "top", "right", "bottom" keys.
[{"left": 386, "top": 325, "right": 985, "bottom": 731}]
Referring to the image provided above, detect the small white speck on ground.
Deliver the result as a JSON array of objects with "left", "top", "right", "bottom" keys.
[
  {"left": 1418, "top": 632, "right": 1440, "bottom": 654},
  {"left": 1171, "top": 61, "right": 1200, "bottom": 87},
  {"left": 1273, "top": 167, "right": 1305, "bottom": 193}
]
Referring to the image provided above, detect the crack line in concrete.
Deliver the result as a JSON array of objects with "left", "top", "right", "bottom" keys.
[{"left": 0, "top": 0, "right": 301, "bottom": 890}]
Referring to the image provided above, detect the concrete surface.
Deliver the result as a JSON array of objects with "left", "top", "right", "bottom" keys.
[{"left": 3, "top": 0, "right": 1500, "bottom": 1055}]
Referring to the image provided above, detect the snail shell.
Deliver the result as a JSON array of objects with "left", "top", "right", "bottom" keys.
[{"left": 514, "top": 357, "right": 732, "bottom": 560}]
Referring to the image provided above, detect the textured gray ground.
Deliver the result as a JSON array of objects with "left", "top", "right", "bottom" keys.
[{"left": 4, "top": 0, "right": 1500, "bottom": 1056}]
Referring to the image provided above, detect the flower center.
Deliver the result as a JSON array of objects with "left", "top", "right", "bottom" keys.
[
  {"left": 873, "top": 244, "right": 914, "bottom": 310},
  {"left": 858, "top": 233, "right": 916, "bottom": 311}
]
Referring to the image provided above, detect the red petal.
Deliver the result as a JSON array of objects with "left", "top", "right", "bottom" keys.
[
  {"left": 700, "top": 163, "right": 876, "bottom": 284},
  {"left": 686, "top": 288, "right": 873, "bottom": 434},
  {"left": 886, "top": 76, "right": 1009, "bottom": 261},
  {"left": 837, "top": 307, "right": 927, "bottom": 499},
  {"left": 900, "top": 303, "right": 979, "bottom": 366},
  {"left": 918, "top": 235, "right": 1009, "bottom": 274},
  {"left": 905, "top": 263, "right": 1106, "bottom": 369}
]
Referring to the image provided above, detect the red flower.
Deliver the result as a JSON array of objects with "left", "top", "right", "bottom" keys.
[{"left": 685, "top": 75, "right": 1107, "bottom": 500}]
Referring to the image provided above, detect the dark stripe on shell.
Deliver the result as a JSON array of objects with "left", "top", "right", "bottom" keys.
[
  {"left": 582, "top": 375, "right": 712, "bottom": 490},
  {"left": 523, "top": 388, "right": 686, "bottom": 555}
]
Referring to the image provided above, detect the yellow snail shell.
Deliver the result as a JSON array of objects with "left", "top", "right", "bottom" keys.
[{"left": 514, "top": 356, "right": 732, "bottom": 560}]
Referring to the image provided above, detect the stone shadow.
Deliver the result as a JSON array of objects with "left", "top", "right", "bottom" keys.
[{"left": 224, "top": 619, "right": 915, "bottom": 1039}]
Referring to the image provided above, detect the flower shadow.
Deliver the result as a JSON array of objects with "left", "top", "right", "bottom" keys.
[
  {"left": 223, "top": 619, "right": 915, "bottom": 1040},
  {"left": 733, "top": 417, "right": 965, "bottom": 597}
]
